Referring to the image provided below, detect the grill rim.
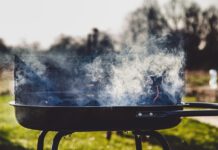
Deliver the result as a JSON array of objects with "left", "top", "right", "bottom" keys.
[{"left": 10, "top": 101, "right": 185, "bottom": 109}]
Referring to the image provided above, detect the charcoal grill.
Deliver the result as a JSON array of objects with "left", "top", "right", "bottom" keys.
[
  {"left": 10, "top": 101, "right": 218, "bottom": 150},
  {"left": 12, "top": 55, "right": 218, "bottom": 150}
]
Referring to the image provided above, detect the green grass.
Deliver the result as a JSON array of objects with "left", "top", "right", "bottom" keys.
[
  {"left": 183, "top": 96, "right": 197, "bottom": 102},
  {"left": 162, "top": 119, "right": 218, "bottom": 150},
  {"left": 1, "top": 95, "right": 218, "bottom": 150}
]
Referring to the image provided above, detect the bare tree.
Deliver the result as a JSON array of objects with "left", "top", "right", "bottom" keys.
[{"left": 123, "top": 0, "right": 218, "bottom": 70}]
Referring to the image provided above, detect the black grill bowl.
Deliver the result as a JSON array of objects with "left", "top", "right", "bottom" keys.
[{"left": 10, "top": 102, "right": 182, "bottom": 131}]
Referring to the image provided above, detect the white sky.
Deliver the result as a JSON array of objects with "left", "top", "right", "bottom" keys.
[{"left": 0, "top": 0, "right": 217, "bottom": 49}]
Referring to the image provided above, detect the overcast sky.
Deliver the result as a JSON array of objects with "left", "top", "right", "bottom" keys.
[{"left": 0, "top": 0, "right": 217, "bottom": 48}]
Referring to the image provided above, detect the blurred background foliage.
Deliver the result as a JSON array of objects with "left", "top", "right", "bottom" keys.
[{"left": 1, "top": 0, "right": 218, "bottom": 71}]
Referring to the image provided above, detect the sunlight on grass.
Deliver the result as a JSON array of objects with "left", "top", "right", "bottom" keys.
[{"left": 183, "top": 97, "right": 197, "bottom": 103}]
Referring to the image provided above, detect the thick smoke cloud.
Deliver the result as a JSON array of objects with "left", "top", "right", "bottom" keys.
[
  {"left": 85, "top": 40, "right": 184, "bottom": 106},
  {"left": 15, "top": 37, "right": 184, "bottom": 106}
]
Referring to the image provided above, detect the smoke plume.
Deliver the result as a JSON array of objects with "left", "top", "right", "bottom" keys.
[{"left": 15, "top": 37, "right": 184, "bottom": 106}]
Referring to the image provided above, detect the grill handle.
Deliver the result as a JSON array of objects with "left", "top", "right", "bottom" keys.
[
  {"left": 136, "top": 102, "right": 218, "bottom": 118},
  {"left": 166, "top": 110, "right": 218, "bottom": 117},
  {"left": 136, "top": 110, "right": 218, "bottom": 118},
  {"left": 183, "top": 102, "right": 218, "bottom": 109},
  {"left": 168, "top": 102, "right": 218, "bottom": 117}
]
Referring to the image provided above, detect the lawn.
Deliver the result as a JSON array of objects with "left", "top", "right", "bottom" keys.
[{"left": 1, "top": 95, "right": 218, "bottom": 150}]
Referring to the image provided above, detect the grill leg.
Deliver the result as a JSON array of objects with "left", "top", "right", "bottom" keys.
[
  {"left": 51, "top": 131, "right": 73, "bottom": 150},
  {"left": 134, "top": 134, "right": 142, "bottom": 150},
  {"left": 133, "top": 131, "right": 170, "bottom": 150},
  {"left": 145, "top": 131, "right": 170, "bottom": 150},
  {"left": 37, "top": 131, "right": 48, "bottom": 150},
  {"left": 106, "top": 131, "right": 112, "bottom": 141}
]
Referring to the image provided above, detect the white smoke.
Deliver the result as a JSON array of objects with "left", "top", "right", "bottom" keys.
[
  {"left": 15, "top": 37, "right": 185, "bottom": 106},
  {"left": 85, "top": 40, "right": 184, "bottom": 106}
]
